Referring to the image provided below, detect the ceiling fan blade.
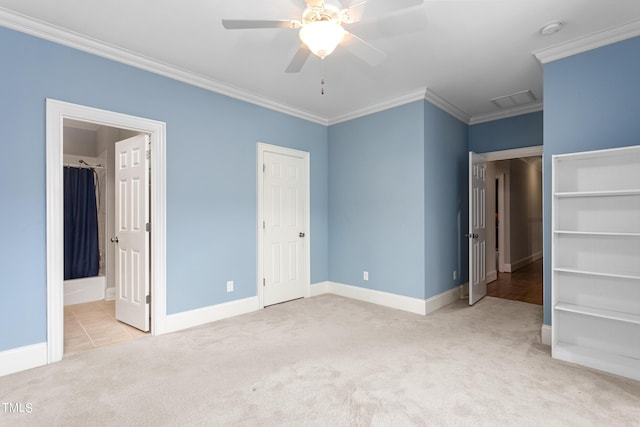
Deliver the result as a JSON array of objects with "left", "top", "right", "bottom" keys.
[
  {"left": 345, "top": 0, "right": 423, "bottom": 23},
  {"left": 342, "top": 31, "right": 386, "bottom": 66},
  {"left": 221, "top": 19, "right": 301, "bottom": 30},
  {"left": 344, "top": 1, "right": 366, "bottom": 23},
  {"left": 285, "top": 44, "right": 312, "bottom": 73}
]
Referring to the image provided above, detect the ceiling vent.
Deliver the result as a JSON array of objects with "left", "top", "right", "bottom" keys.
[{"left": 491, "top": 90, "right": 536, "bottom": 109}]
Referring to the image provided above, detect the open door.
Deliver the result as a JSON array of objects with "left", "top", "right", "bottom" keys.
[
  {"left": 468, "top": 151, "right": 487, "bottom": 305},
  {"left": 114, "top": 134, "right": 150, "bottom": 331}
]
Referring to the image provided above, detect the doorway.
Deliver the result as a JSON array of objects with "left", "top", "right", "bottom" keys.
[
  {"left": 62, "top": 121, "right": 149, "bottom": 355},
  {"left": 46, "top": 99, "right": 167, "bottom": 364},
  {"left": 484, "top": 149, "right": 543, "bottom": 305}
]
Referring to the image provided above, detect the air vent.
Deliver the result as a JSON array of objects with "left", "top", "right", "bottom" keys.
[{"left": 491, "top": 90, "right": 536, "bottom": 109}]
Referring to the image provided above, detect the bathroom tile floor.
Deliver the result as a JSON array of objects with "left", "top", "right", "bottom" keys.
[{"left": 64, "top": 300, "right": 148, "bottom": 356}]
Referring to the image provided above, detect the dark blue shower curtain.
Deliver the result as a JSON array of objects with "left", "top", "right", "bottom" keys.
[{"left": 64, "top": 167, "right": 99, "bottom": 280}]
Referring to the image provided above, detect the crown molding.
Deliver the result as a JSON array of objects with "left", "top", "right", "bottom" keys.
[
  {"left": 469, "top": 101, "right": 543, "bottom": 125},
  {"left": 533, "top": 18, "right": 640, "bottom": 64},
  {"left": 424, "top": 89, "right": 470, "bottom": 124},
  {"left": 0, "top": 7, "right": 328, "bottom": 126},
  {"left": 328, "top": 89, "right": 426, "bottom": 125}
]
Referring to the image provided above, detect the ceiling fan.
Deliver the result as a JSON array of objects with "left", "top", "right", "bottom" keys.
[{"left": 222, "top": 0, "right": 424, "bottom": 73}]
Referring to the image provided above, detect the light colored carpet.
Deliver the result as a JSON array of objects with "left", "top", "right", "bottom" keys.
[{"left": 1, "top": 294, "right": 639, "bottom": 426}]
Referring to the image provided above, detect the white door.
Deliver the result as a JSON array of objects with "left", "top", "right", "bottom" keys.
[
  {"left": 469, "top": 151, "right": 487, "bottom": 305},
  {"left": 114, "top": 134, "right": 150, "bottom": 331},
  {"left": 262, "top": 150, "right": 308, "bottom": 306}
]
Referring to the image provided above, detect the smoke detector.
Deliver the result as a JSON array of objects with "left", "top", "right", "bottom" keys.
[{"left": 540, "top": 21, "right": 564, "bottom": 36}]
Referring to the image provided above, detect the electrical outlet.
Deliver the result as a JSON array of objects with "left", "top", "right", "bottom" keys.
[
  {"left": 226, "top": 280, "right": 234, "bottom": 292},
  {"left": 363, "top": 271, "right": 369, "bottom": 281},
  {"left": 453, "top": 270, "right": 457, "bottom": 280}
]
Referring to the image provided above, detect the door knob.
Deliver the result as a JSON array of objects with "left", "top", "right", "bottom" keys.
[
  {"left": 299, "top": 232, "right": 305, "bottom": 238},
  {"left": 465, "top": 233, "right": 478, "bottom": 239},
  {"left": 110, "top": 236, "right": 119, "bottom": 243}
]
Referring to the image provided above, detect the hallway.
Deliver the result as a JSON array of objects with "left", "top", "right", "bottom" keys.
[{"left": 487, "top": 259, "right": 543, "bottom": 305}]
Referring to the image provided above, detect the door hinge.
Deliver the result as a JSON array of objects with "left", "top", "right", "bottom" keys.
[
  {"left": 146, "top": 149, "right": 151, "bottom": 160},
  {"left": 263, "top": 278, "right": 266, "bottom": 287},
  {"left": 146, "top": 222, "right": 151, "bottom": 232},
  {"left": 146, "top": 294, "right": 151, "bottom": 304},
  {"left": 263, "top": 221, "right": 265, "bottom": 230},
  {"left": 263, "top": 163, "right": 266, "bottom": 173}
]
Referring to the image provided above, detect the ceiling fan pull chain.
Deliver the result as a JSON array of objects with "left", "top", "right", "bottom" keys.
[{"left": 321, "top": 77, "right": 325, "bottom": 95}]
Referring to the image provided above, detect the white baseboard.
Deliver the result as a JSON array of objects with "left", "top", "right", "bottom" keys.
[
  {"left": 541, "top": 324, "right": 551, "bottom": 346},
  {"left": 163, "top": 296, "right": 259, "bottom": 335},
  {"left": 486, "top": 270, "right": 497, "bottom": 283},
  {"left": 313, "top": 281, "right": 462, "bottom": 316},
  {"left": 310, "top": 281, "right": 331, "bottom": 297},
  {"left": 323, "top": 281, "right": 427, "bottom": 315},
  {"left": 0, "top": 342, "right": 47, "bottom": 377},
  {"left": 460, "top": 282, "right": 469, "bottom": 298},
  {"left": 506, "top": 251, "right": 543, "bottom": 273},
  {"left": 425, "top": 286, "right": 462, "bottom": 314}
]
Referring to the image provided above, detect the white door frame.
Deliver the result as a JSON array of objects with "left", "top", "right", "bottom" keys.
[
  {"left": 46, "top": 99, "right": 167, "bottom": 363},
  {"left": 496, "top": 173, "right": 506, "bottom": 273},
  {"left": 256, "top": 142, "right": 311, "bottom": 309}
]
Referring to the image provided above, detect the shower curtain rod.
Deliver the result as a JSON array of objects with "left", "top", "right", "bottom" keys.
[{"left": 64, "top": 160, "right": 104, "bottom": 169}]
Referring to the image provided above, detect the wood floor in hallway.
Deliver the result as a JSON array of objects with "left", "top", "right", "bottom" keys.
[{"left": 487, "top": 258, "right": 543, "bottom": 305}]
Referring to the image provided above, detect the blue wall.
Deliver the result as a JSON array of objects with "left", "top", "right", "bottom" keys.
[
  {"left": 328, "top": 102, "right": 426, "bottom": 298},
  {"left": 469, "top": 111, "right": 543, "bottom": 153},
  {"left": 7, "top": 20, "right": 635, "bottom": 355},
  {"left": 424, "top": 102, "right": 469, "bottom": 295},
  {"left": 0, "top": 26, "right": 328, "bottom": 352},
  {"left": 543, "top": 36, "right": 640, "bottom": 324},
  {"left": 328, "top": 101, "right": 468, "bottom": 300}
]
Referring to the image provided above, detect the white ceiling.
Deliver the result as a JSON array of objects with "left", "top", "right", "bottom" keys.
[{"left": 1, "top": 0, "right": 640, "bottom": 125}]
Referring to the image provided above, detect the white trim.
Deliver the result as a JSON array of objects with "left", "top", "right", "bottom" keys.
[
  {"left": 469, "top": 102, "right": 543, "bottom": 125},
  {"left": 328, "top": 89, "right": 426, "bottom": 125},
  {"left": 0, "top": 8, "right": 547, "bottom": 128},
  {"left": 46, "top": 99, "right": 168, "bottom": 364},
  {"left": 496, "top": 172, "right": 506, "bottom": 273},
  {"left": 256, "top": 142, "right": 311, "bottom": 309},
  {"left": 541, "top": 324, "right": 551, "bottom": 346},
  {"left": 328, "top": 87, "right": 479, "bottom": 126},
  {"left": 310, "top": 281, "right": 331, "bottom": 296},
  {"left": 163, "top": 297, "right": 259, "bottom": 335},
  {"left": 424, "top": 286, "right": 462, "bottom": 315},
  {"left": 0, "top": 8, "right": 326, "bottom": 126},
  {"left": 313, "top": 281, "right": 462, "bottom": 316},
  {"left": 506, "top": 251, "right": 543, "bottom": 273},
  {"left": 325, "top": 282, "right": 427, "bottom": 315},
  {"left": 533, "top": 18, "right": 640, "bottom": 64},
  {"left": 0, "top": 343, "right": 47, "bottom": 377},
  {"left": 481, "top": 146, "right": 543, "bottom": 161},
  {"left": 424, "top": 89, "right": 471, "bottom": 124}
]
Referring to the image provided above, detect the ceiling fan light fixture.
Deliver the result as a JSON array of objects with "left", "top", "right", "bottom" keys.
[{"left": 299, "top": 20, "right": 345, "bottom": 59}]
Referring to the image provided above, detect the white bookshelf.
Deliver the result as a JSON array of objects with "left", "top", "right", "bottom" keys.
[{"left": 552, "top": 145, "right": 640, "bottom": 381}]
